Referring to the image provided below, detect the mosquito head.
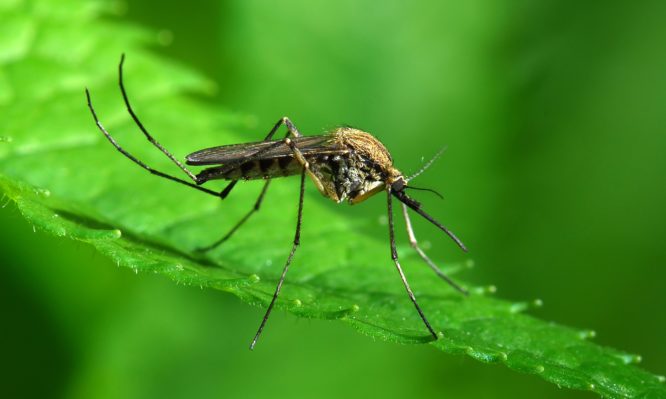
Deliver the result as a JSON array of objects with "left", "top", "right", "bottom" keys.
[
  {"left": 390, "top": 176, "right": 408, "bottom": 193},
  {"left": 390, "top": 180, "right": 422, "bottom": 211}
]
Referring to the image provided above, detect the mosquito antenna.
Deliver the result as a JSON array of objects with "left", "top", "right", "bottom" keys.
[
  {"left": 407, "top": 146, "right": 447, "bottom": 182},
  {"left": 405, "top": 186, "right": 444, "bottom": 200},
  {"left": 393, "top": 190, "right": 467, "bottom": 252}
]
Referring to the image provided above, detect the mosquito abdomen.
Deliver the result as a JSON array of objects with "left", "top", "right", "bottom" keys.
[{"left": 196, "top": 156, "right": 303, "bottom": 182}]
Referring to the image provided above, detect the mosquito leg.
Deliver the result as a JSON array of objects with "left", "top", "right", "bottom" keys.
[
  {"left": 85, "top": 89, "right": 221, "bottom": 197},
  {"left": 387, "top": 189, "right": 438, "bottom": 340},
  {"left": 281, "top": 117, "right": 303, "bottom": 137},
  {"left": 249, "top": 169, "right": 306, "bottom": 350},
  {"left": 401, "top": 203, "right": 468, "bottom": 295},
  {"left": 118, "top": 54, "right": 202, "bottom": 183},
  {"left": 196, "top": 180, "right": 271, "bottom": 251},
  {"left": 121, "top": 56, "right": 298, "bottom": 199},
  {"left": 265, "top": 116, "right": 303, "bottom": 139},
  {"left": 89, "top": 54, "right": 230, "bottom": 197}
]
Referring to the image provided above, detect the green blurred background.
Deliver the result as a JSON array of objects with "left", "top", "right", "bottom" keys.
[{"left": 1, "top": 1, "right": 665, "bottom": 398}]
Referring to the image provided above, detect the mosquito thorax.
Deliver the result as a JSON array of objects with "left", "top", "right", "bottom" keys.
[
  {"left": 332, "top": 127, "right": 394, "bottom": 169},
  {"left": 316, "top": 127, "right": 404, "bottom": 204}
]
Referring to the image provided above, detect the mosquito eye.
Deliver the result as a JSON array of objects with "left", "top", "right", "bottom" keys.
[{"left": 391, "top": 179, "right": 406, "bottom": 192}]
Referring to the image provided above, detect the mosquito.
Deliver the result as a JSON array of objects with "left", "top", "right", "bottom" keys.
[{"left": 85, "top": 55, "right": 468, "bottom": 350}]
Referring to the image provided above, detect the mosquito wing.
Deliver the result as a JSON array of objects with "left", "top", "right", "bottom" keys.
[{"left": 186, "top": 134, "right": 346, "bottom": 166}]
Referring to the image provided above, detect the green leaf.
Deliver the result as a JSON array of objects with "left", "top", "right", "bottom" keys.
[{"left": 1, "top": 2, "right": 664, "bottom": 398}]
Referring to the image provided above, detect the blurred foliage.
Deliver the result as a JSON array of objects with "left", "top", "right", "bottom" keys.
[{"left": 1, "top": 0, "right": 665, "bottom": 399}]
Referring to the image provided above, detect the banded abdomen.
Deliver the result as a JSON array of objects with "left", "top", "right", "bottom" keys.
[{"left": 196, "top": 155, "right": 304, "bottom": 182}]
